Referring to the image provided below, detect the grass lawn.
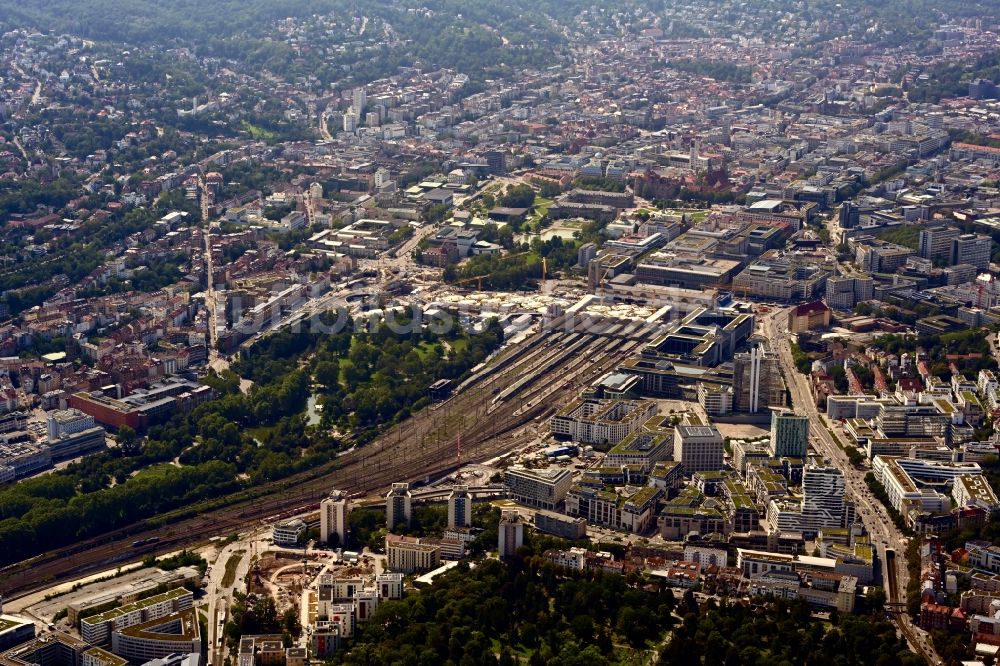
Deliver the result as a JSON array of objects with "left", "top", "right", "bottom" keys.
[
  {"left": 221, "top": 550, "right": 246, "bottom": 587},
  {"left": 240, "top": 121, "right": 277, "bottom": 141}
]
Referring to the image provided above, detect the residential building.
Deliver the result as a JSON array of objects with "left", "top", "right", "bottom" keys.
[
  {"left": 504, "top": 466, "right": 572, "bottom": 510},
  {"left": 320, "top": 491, "right": 349, "bottom": 546},
  {"left": 769, "top": 411, "right": 809, "bottom": 458},
  {"left": 447, "top": 485, "right": 472, "bottom": 529},
  {"left": 386, "top": 483, "right": 412, "bottom": 530},
  {"left": 498, "top": 510, "right": 524, "bottom": 559},
  {"left": 801, "top": 465, "right": 846, "bottom": 533},
  {"left": 674, "top": 423, "right": 724, "bottom": 473},
  {"left": 384, "top": 535, "right": 441, "bottom": 574},
  {"left": 564, "top": 485, "right": 662, "bottom": 533}
]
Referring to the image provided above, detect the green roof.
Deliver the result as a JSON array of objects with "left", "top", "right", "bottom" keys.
[
  {"left": 82, "top": 587, "right": 189, "bottom": 625},
  {"left": 0, "top": 616, "right": 29, "bottom": 632}
]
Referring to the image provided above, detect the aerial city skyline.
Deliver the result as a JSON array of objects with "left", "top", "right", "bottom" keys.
[{"left": 1, "top": 1, "right": 1000, "bottom": 664}]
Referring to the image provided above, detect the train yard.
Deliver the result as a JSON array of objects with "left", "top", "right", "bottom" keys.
[{"left": 0, "top": 313, "right": 657, "bottom": 600}]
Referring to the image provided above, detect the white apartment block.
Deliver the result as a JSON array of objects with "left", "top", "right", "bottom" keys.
[{"left": 320, "top": 491, "right": 349, "bottom": 545}]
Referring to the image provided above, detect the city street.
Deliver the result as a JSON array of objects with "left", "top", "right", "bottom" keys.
[{"left": 759, "top": 308, "right": 941, "bottom": 664}]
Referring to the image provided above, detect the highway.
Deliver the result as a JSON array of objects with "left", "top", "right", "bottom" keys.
[{"left": 760, "top": 307, "right": 941, "bottom": 664}]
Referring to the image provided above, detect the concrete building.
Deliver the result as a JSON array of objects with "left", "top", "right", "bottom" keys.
[
  {"left": 0, "top": 616, "right": 34, "bottom": 651},
  {"left": 769, "top": 411, "right": 809, "bottom": 458},
  {"left": 81, "top": 589, "right": 194, "bottom": 647},
  {"left": 320, "top": 491, "right": 349, "bottom": 546},
  {"left": 47, "top": 409, "right": 95, "bottom": 439},
  {"left": 139, "top": 653, "right": 201, "bottom": 666},
  {"left": 0, "top": 634, "right": 126, "bottom": 666},
  {"left": 385, "top": 535, "right": 441, "bottom": 574},
  {"left": 386, "top": 483, "right": 412, "bottom": 530},
  {"left": 801, "top": 464, "right": 846, "bottom": 532},
  {"left": 604, "top": 430, "right": 672, "bottom": 473},
  {"left": 447, "top": 485, "right": 472, "bottom": 529},
  {"left": 110, "top": 609, "right": 201, "bottom": 664},
  {"left": 674, "top": 423, "right": 725, "bottom": 473},
  {"left": 732, "top": 345, "right": 785, "bottom": 414},
  {"left": 788, "top": 301, "right": 831, "bottom": 333},
  {"left": 565, "top": 485, "right": 662, "bottom": 533},
  {"left": 504, "top": 466, "right": 572, "bottom": 510},
  {"left": 732, "top": 257, "right": 831, "bottom": 301},
  {"left": 533, "top": 510, "right": 587, "bottom": 540},
  {"left": 918, "top": 226, "right": 960, "bottom": 261},
  {"left": 549, "top": 398, "right": 657, "bottom": 446},
  {"left": 953, "top": 234, "right": 992, "bottom": 271},
  {"left": 825, "top": 274, "right": 874, "bottom": 310},
  {"left": 272, "top": 519, "right": 306, "bottom": 547},
  {"left": 498, "top": 510, "right": 524, "bottom": 560}
]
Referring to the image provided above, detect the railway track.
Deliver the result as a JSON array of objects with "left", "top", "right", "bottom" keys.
[{"left": 0, "top": 325, "right": 640, "bottom": 599}]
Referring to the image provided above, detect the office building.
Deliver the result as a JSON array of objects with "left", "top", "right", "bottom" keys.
[
  {"left": 111, "top": 609, "right": 201, "bottom": 664},
  {"left": 787, "top": 301, "right": 831, "bottom": 333},
  {"left": 447, "top": 485, "right": 472, "bottom": 529},
  {"left": 385, "top": 535, "right": 441, "bottom": 573},
  {"left": 504, "top": 466, "right": 572, "bottom": 510},
  {"left": 549, "top": 399, "right": 657, "bottom": 446},
  {"left": 0, "top": 616, "right": 33, "bottom": 651},
  {"left": 953, "top": 234, "right": 992, "bottom": 271},
  {"left": 801, "top": 465, "right": 846, "bottom": 532},
  {"left": 770, "top": 411, "right": 809, "bottom": 458},
  {"left": 47, "top": 409, "right": 95, "bottom": 439},
  {"left": 320, "top": 491, "right": 349, "bottom": 546},
  {"left": 565, "top": 485, "right": 662, "bottom": 533},
  {"left": 0, "top": 634, "right": 126, "bottom": 666},
  {"left": 825, "top": 274, "right": 874, "bottom": 310},
  {"left": 732, "top": 345, "right": 785, "bottom": 414},
  {"left": 604, "top": 430, "right": 672, "bottom": 473},
  {"left": 871, "top": 456, "right": 987, "bottom": 521},
  {"left": 854, "top": 239, "right": 913, "bottom": 273},
  {"left": 674, "top": 423, "right": 725, "bottom": 473},
  {"left": 81, "top": 589, "right": 194, "bottom": 647},
  {"left": 918, "top": 226, "right": 960, "bottom": 261},
  {"left": 272, "top": 519, "right": 306, "bottom": 547},
  {"left": 533, "top": 510, "right": 587, "bottom": 540},
  {"left": 139, "top": 653, "right": 201, "bottom": 666},
  {"left": 732, "top": 257, "right": 831, "bottom": 301},
  {"left": 386, "top": 483, "right": 412, "bottom": 530},
  {"left": 498, "top": 510, "right": 524, "bottom": 559}
]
